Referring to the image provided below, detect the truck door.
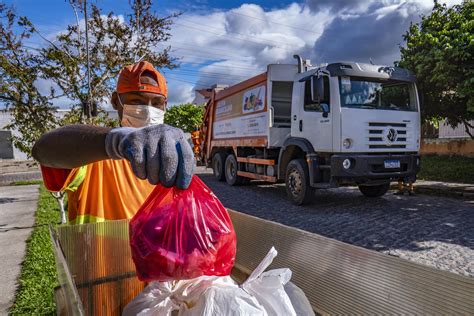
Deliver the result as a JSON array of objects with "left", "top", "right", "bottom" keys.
[{"left": 292, "top": 75, "right": 332, "bottom": 152}]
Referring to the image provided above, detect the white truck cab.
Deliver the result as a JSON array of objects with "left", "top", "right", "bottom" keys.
[{"left": 202, "top": 55, "right": 421, "bottom": 205}]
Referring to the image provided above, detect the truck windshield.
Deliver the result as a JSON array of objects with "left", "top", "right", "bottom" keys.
[{"left": 339, "top": 77, "right": 417, "bottom": 112}]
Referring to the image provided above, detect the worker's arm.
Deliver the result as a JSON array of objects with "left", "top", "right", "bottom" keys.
[
  {"left": 33, "top": 124, "right": 195, "bottom": 189},
  {"left": 32, "top": 124, "right": 110, "bottom": 169}
]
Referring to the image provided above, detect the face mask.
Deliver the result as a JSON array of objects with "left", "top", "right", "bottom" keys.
[{"left": 119, "top": 98, "right": 165, "bottom": 128}]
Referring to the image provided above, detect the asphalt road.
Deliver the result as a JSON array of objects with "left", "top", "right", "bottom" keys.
[{"left": 196, "top": 167, "right": 474, "bottom": 277}]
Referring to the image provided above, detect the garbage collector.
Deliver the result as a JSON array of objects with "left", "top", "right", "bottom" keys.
[{"left": 32, "top": 61, "right": 195, "bottom": 224}]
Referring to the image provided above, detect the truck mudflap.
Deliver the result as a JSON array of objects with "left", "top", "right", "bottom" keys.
[{"left": 330, "top": 154, "right": 420, "bottom": 183}]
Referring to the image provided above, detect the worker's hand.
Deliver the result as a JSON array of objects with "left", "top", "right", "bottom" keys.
[{"left": 105, "top": 125, "right": 195, "bottom": 189}]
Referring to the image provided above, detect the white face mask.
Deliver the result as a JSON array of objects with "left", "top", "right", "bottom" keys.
[{"left": 119, "top": 98, "right": 165, "bottom": 128}]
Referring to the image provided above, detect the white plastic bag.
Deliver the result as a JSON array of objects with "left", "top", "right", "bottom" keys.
[
  {"left": 241, "top": 247, "right": 297, "bottom": 316},
  {"left": 122, "top": 276, "right": 243, "bottom": 316},
  {"left": 184, "top": 283, "right": 266, "bottom": 316},
  {"left": 123, "top": 247, "right": 314, "bottom": 316},
  {"left": 285, "top": 282, "right": 315, "bottom": 316},
  {"left": 121, "top": 281, "right": 176, "bottom": 316},
  {"left": 123, "top": 276, "right": 266, "bottom": 316}
]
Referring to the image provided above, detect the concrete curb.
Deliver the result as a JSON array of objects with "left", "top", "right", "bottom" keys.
[
  {"left": 0, "top": 171, "right": 42, "bottom": 186},
  {"left": 1, "top": 169, "right": 472, "bottom": 200}
]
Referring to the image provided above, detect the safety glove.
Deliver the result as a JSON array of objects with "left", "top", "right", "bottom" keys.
[{"left": 105, "top": 124, "right": 195, "bottom": 189}]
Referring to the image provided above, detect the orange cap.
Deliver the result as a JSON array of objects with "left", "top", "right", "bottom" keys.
[{"left": 116, "top": 61, "right": 167, "bottom": 97}]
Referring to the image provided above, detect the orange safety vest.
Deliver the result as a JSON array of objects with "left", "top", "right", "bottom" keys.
[
  {"left": 41, "top": 159, "right": 155, "bottom": 224},
  {"left": 190, "top": 130, "right": 201, "bottom": 155}
]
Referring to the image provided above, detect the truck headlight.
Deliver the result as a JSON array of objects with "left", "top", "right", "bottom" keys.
[
  {"left": 343, "top": 138, "right": 352, "bottom": 149},
  {"left": 343, "top": 159, "right": 351, "bottom": 169}
]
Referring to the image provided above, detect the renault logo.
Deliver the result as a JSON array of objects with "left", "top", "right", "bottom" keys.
[{"left": 387, "top": 128, "right": 397, "bottom": 142}]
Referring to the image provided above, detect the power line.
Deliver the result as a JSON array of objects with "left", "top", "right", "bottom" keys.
[
  {"left": 168, "top": 40, "right": 254, "bottom": 58},
  {"left": 166, "top": 73, "right": 241, "bottom": 84},
  {"left": 176, "top": 55, "right": 266, "bottom": 70},
  {"left": 165, "top": 75, "right": 230, "bottom": 88},
  {"left": 179, "top": 19, "right": 299, "bottom": 49},
  {"left": 164, "top": 71, "right": 250, "bottom": 83},
  {"left": 164, "top": 66, "right": 255, "bottom": 77},
  {"left": 174, "top": 21, "right": 296, "bottom": 50},
  {"left": 172, "top": 51, "right": 236, "bottom": 64},
  {"left": 227, "top": 11, "right": 320, "bottom": 34},
  {"left": 176, "top": 61, "right": 264, "bottom": 71},
  {"left": 166, "top": 45, "right": 252, "bottom": 62},
  {"left": 165, "top": 72, "right": 247, "bottom": 82},
  {"left": 158, "top": 41, "right": 249, "bottom": 60}
]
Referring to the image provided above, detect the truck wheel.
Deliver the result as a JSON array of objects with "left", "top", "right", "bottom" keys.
[
  {"left": 212, "top": 152, "right": 226, "bottom": 181},
  {"left": 225, "top": 154, "right": 247, "bottom": 186},
  {"left": 358, "top": 183, "right": 390, "bottom": 198},
  {"left": 285, "top": 159, "right": 314, "bottom": 205}
]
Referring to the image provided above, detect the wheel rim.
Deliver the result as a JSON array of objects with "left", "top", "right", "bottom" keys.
[
  {"left": 226, "top": 159, "right": 236, "bottom": 180},
  {"left": 288, "top": 168, "right": 302, "bottom": 197},
  {"left": 214, "top": 159, "right": 221, "bottom": 176}
]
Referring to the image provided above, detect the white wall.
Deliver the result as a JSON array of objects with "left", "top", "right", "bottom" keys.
[
  {"left": 0, "top": 111, "right": 28, "bottom": 160},
  {"left": 192, "top": 93, "right": 209, "bottom": 106},
  {"left": 439, "top": 120, "right": 474, "bottom": 139}
]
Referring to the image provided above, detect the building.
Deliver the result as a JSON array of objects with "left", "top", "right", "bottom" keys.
[{"left": 193, "top": 84, "right": 228, "bottom": 105}]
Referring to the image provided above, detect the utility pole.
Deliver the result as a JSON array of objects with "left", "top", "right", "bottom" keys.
[
  {"left": 135, "top": 3, "right": 140, "bottom": 62},
  {"left": 84, "top": 0, "right": 92, "bottom": 118}
]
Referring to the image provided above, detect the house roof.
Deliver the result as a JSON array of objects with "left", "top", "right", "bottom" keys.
[{"left": 195, "top": 88, "right": 213, "bottom": 98}]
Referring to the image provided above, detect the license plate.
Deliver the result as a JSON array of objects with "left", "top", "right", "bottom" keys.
[{"left": 384, "top": 160, "right": 400, "bottom": 169}]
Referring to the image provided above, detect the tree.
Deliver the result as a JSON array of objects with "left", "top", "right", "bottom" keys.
[
  {"left": 164, "top": 103, "right": 205, "bottom": 133},
  {"left": 398, "top": 1, "right": 473, "bottom": 137},
  {"left": 42, "top": 0, "right": 178, "bottom": 117},
  {"left": 0, "top": 0, "right": 178, "bottom": 156},
  {"left": 0, "top": 4, "right": 57, "bottom": 154}
]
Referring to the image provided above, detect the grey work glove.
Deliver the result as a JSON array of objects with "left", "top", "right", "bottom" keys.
[{"left": 105, "top": 124, "right": 195, "bottom": 189}]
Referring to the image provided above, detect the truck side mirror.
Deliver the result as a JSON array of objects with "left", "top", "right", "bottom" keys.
[{"left": 311, "top": 76, "right": 326, "bottom": 103}]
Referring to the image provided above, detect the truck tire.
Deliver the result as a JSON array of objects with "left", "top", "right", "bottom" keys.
[
  {"left": 285, "top": 159, "right": 314, "bottom": 205},
  {"left": 225, "top": 154, "right": 248, "bottom": 186},
  {"left": 212, "top": 152, "right": 226, "bottom": 181},
  {"left": 358, "top": 183, "right": 390, "bottom": 198}
]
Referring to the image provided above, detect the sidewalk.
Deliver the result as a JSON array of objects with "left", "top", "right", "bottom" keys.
[
  {"left": 391, "top": 180, "right": 474, "bottom": 199},
  {"left": 0, "top": 185, "right": 40, "bottom": 314}
]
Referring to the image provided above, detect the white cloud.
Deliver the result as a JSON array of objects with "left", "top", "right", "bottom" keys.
[
  {"left": 166, "top": 80, "right": 195, "bottom": 106},
  {"left": 309, "top": 0, "right": 463, "bottom": 65},
  {"left": 167, "top": 2, "right": 333, "bottom": 95},
  {"left": 27, "top": 0, "right": 464, "bottom": 109},
  {"left": 34, "top": 78, "right": 57, "bottom": 96},
  {"left": 159, "top": 0, "right": 463, "bottom": 99}
]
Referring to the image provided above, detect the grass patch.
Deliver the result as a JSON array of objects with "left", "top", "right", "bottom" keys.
[
  {"left": 9, "top": 185, "right": 60, "bottom": 315},
  {"left": 418, "top": 155, "right": 474, "bottom": 184},
  {"left": 12, "top": 180, "right": 43, "bottom": 186}
]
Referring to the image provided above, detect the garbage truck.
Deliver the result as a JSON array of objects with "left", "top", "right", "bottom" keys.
[{"left": 199, "top": 55, "right": 421, "bottom": 204}]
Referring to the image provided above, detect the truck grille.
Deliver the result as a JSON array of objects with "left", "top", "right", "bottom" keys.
[{"left": 366, "top": 122, "right": 410, "bottom": 149}]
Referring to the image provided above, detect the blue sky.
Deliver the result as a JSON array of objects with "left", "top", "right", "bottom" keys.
[
  {"left": 3, "top": 0, "right": 462, "bottom": 107},
  {"left": 6, "top": 0, "right": 299, "bottom": 19}
]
